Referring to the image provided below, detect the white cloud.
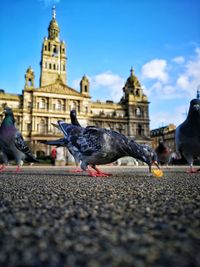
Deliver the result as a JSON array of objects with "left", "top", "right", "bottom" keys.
[
  {"left": 142, "top": 47, "right": 200, "bottom": 102},
  {"left": 172, "top": 56, "right": 185, "bottom": 64},
  {"left": 38, "top": 0, "right": 60, "bottom": 7},
  {"left": 150, "top": 105, "right": 188, "bottom": 129},
  {"left": 176, "top": 75, "right": 189, "bottom": 89},
  {"left": 176, "top": 46, "right": 200, "bottom": 97},
  {"left": 141, "top": 59, "right": 169, "bottom": 83},
  {"left": 72, "top": 71, "right": 125, "bottom": 102}
]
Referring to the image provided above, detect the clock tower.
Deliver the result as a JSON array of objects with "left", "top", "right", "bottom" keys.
[{"left": 40, "top": 7, "right": 67, "bottom": 87}]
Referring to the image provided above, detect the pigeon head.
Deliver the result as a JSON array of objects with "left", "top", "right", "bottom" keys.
[
  {"left": 140, "top": 144, "right": 159, "bottom": 168},
  {"left": 188, "top": 99, "right": 200, "bottom": 116},
  {"left": 3, "top": 107, "right": 13, "bottom": 115},
  {"left": 2, "top": 107, "right": 15, "bottom": 125},
  {"left": 129, "top": 141, "right": 159, "bottom": 171}
]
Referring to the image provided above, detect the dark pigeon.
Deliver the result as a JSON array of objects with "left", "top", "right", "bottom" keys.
[
  {"left": 57, "top": 121, "right": 159, "bottom": 177},
  {"left": 0, "top": 107, "right": 38, "bottom": 172},
  {"left": 70, "top": 109, "right": 81, "bottom": 127},
  {"left": 175, "top": 98, "right": 200, "bottom": 173},
  {"left": 155, "top": 140, "right": 171, "bottom": 165}
]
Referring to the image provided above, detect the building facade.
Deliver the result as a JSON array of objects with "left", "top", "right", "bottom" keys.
[{"left": 0, "top": 8, "right": 151, "bottom": 163}]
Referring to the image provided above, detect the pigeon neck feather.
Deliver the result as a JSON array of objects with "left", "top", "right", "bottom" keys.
[{"left": 2, "top": 114, "right": 15, "bottom": 126}]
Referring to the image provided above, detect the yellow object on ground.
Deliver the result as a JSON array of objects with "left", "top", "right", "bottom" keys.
[{"left": 152, "top": 169, "right": 163, "bottom": 177}]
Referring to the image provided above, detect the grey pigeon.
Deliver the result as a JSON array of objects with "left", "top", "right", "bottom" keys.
[
  {"left": 57, "top": 121, "right": 159, "bottom": 177},
  {"left": 175, "top": 98, "right": 200, "bottom": 173},
  {"left": 0, "top": 107, "right": 37, "bottom": 172},
  {"left": 155, "top": 140, "right": 171, "bottom": 165}
]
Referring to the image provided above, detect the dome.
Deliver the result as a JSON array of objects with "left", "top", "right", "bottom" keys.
[
  {"left": 126, "top": 67, "right": 141, "bottom": 88},
  {"left": 82, "top": 74, "right": 89, "bottom": 82},
  {"left": 48, "top": 18, "right": 59, "bottom": 30},
  {"left": 48, "top": 7, "right": 60, "bottom": 40}
]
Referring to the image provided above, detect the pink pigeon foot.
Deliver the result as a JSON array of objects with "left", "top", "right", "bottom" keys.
[
  {"left": 68, "top": 167, "right": 84, "bottom": 173},
  {"left": 87, "top": 169, "right": 112, "bottom": 177},
  {"left": 187, "top": 167, "right": 200, "bottom": 173},
  {"left": 14, "top": 166, "right": 22, "bottom": 173},
  {"left": 0, "top": 165, "right": 6, "bottom": 172}
]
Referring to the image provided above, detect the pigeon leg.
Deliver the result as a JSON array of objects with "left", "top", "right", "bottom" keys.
[
  {"left": 87, "top": 169, "right": 109, "bottom": 177},
  {"left": 187, "top": 166, "right": 200, "bottom": 173},
  {"left": 90, "top": 165, "right": 112, "bottom": 177},
  {"left": 14, "top": 166, "right": 22, "bottom": 172},
  {"left": 186, "top": 163, "right": 197, "bottom": 173},
  {"left": 0, "top": 165, "right": 6, "bottom": 172}
]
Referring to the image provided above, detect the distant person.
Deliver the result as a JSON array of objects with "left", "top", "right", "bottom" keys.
[{"left": 51, "top": 147, "right": 57, "bottom": 165}]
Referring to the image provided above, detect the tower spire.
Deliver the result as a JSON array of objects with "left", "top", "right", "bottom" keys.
[
  {"left": 130, "top": 66, "right": 134, "bottom": 77},
  {"left": 52, "top": 6, "right": 56, "bottom": 19},
  {"left": 197, "top": 85, "right": 200, "bottom": 99}
]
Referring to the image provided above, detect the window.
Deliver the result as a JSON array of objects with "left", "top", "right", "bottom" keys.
[
  {"left": 136, "top": 107, "right": 141, "bottom": 117},
  {"left": 57, "top": 100, "right": 62, "bottom": 111},
  {"left": 38, "top": 119, "right": 46, "bottom": 134},
  {"left": 28, "top": 79, "right": 32, "bottom": 86},
  {"left": 137, "top": 124, "right": 144, "bottom": 136},
  {"left": 49, "top": 63, "right": 52, "bottom": 70},
  {"left": 53, "top": 64, "right": 56, "bottom": 70},
  {"left": 39, "top": 99, "right": 46, "bottom": 109},
  {"left": 63, "top": 65, "right": 65, "bottom": 71}
]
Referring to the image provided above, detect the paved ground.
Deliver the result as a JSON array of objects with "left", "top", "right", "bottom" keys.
[{"left": 0, "top": 166, "right": 200, "bottom": 267}]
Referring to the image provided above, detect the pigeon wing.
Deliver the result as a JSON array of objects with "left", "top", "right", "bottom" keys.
[
  {"left": 76, "top": 127, "right": 102, "bottom": 156},
  {"left": 15, "top": 131, "right": 38, "bottom": 162}
]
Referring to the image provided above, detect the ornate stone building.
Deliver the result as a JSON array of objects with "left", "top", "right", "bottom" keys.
[{"left": 0, "top": 7, "right": 150, "bottom": 163}]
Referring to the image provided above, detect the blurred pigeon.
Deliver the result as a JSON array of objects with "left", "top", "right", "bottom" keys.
[
  {"left": 175, "top": 98, "right": 200, "bottom": 173},
  {"left": 155, "top": 140, "right": 171, "bottom": 165},
  {"left": 70, "top": 109, "right": 81, "bottom": 127},
  {"left": 41, "top": 109, "right": 82, "bottom": 171},
  {"left": 57, "top": 121, "right": 159, "bottom": 177},
  {"left": 0, "top": 107, "right": 38, "bottom": 172}
]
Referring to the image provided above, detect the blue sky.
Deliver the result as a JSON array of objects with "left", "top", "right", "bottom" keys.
[{"left": 1, "top": 0, "right": 200, "bottom": 129}]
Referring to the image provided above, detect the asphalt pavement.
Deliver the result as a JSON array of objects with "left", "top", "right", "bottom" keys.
[{"left": 0, "top": 166, "right": 200, "bottom": 267}]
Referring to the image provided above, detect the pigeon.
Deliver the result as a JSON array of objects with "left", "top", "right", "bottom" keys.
[
  {"left": 0, "top": 107, "right": 38, "bottom": 172},
  {"left": 70, "top": 109, "right": 81, "bottom": 127},
  {"left": 41, "top": 109, "right": 82, "bottom": 172},
  {"left": 56, "top": 121, "right": 160, "bottom": 177},
  {"left": 175, "top": 98, "right": 200, "bottom": 173},
  {"left": 155, "top": 140, "right": 171, "bottom": 165}
]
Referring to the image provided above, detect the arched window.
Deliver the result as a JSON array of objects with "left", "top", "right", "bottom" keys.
[
  {"left": 137, "top": 124, "right": 144, "bottom": 136},
  {"left": 28, "top": 78, "right": 32, "bottom": 87},
  {"left": 56, "top": 100, "right": 62, "bottom": 111},
  {"left": 70, "top": 101, "right": 76, "bottom": 111},
  {"left": 39, "top": 98, "right": 46, "bottom": 109},
  {"left": 53, "top": 64, "right": 56, "bottom": 70},
  {"left": 63, "top": 65, "right": 65, "bottom": 71},
  {"left": 38, "top": 119, "right": 46, "bottom": 134},
  {"left": 136, "top": 107, "right": 141, "bottom": 117},
  {"left": 49, "top": 63, "right": 52, "bottom": 70}
]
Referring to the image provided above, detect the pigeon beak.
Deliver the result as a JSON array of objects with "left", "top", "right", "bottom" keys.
[{"left": 153, "top": 160, "right": 160, "bottom": 169}]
